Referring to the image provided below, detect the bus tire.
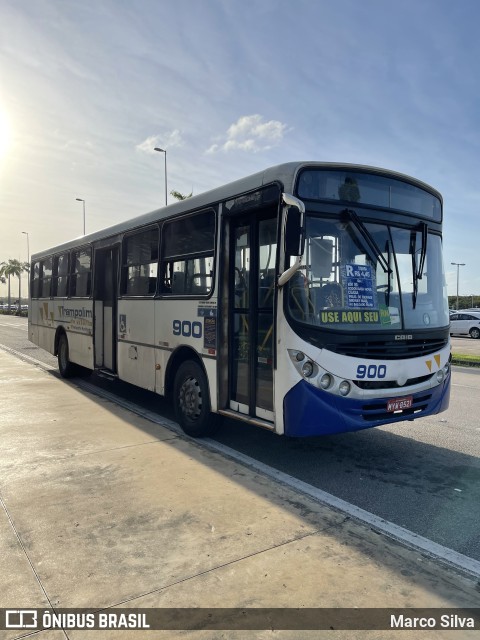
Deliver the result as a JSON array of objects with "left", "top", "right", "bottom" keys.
[
  {"left": 173, "top": 360, "right": 219, "bottom": 437},
  {"left": 57, "top": 333, "right": 78, "bottom": 378}
]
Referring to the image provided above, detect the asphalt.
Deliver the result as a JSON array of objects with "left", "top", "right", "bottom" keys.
[{"left": 1, "top": 349, "right": 479, "bottom": 640}]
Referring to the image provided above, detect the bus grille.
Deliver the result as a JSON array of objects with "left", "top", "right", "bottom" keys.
[
  {"left": 354, "top": 374, "right": 432, "bottom": 390},
  {"left": 331, "top": 337, "right": 448, "bottom": 360}
]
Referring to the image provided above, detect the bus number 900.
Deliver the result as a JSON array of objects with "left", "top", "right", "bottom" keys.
[
  {"left": 173, "top": 319, "right": 202, "bottom": 338},
  {"left": 356, "top": 364, "right": 387, "bottom": 379}
]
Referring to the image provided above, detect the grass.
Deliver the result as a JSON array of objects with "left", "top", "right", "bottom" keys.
[{"left": 451, "top": 352, "right": 480, "bottom": 368}]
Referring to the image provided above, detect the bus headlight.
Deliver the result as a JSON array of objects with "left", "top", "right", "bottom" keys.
[
  {"left": 436, "top": 369, "right": 445, "bottom": 383},
  {"left": 319, "top": 373, "right": 333, "bottom": 390},
  {"left": 288, "top": 350, "right": 356, "bottom": 398},
  {"left": 339, "top": 380, "right": 351, "bottom": 396},
  {"left": 302, "top": 360, "right": 314, "bottom": 378}
]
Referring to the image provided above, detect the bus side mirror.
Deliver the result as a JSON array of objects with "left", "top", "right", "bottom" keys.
[
  {"left": 282, "top": 193, "right": 305, "bottom": 257},
  {"left": 278, "top": 193, "right": 306, "bottom": 287},
  {"left": 285, "top": 206, "right": 305, "bottom": 257}
]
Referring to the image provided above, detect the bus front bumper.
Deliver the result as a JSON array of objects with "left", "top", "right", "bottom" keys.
[{"left": 283, "top": 375, "right": 451, "bottom": 437}]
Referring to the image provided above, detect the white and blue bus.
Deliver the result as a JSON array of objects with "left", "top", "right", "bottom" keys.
[{"left": 29, "top": 162, "right": 451, "bottom": 437}]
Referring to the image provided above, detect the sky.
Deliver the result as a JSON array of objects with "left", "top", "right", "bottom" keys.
[{"left": 1, "top": 0, "right": 479, "bottom": 301}]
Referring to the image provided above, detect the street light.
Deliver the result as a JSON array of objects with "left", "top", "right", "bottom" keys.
[
  {"left": 451, "top": 262, "right": 465, "bottom": 310},
  {"left": 154, "top": 147, "right": 167, "bottom": 206},
  {"left": 20, "top": 231, "right": 30, "bottom": 310},
  {"left": 76, "top": 198, "right": 86, "bottom": 235},
  {"left": 22, "top": 231, "right": 30, "bottom": 264}
]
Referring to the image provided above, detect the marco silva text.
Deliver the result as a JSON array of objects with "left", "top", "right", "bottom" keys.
[{"left": 391, "top": 614, "right": 476, "bottom": 629}]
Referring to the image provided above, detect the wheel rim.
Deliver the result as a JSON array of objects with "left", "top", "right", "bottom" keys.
[
  {"left": 472, "top": 329, "right": 480, "bottom": 339},
  {"left": 179, "top": 375, "right": 202, "bottom": 420},
  {"left": 59, "top": 339, "right": 68, "bottom": 370}
]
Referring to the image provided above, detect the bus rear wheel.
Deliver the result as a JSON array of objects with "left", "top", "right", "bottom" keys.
[
  {"left": 173, "top": 361, "right": 219, "bottom": 437},
  {"left": 57, "top": 333, "right": 78, "bottom": 378}
]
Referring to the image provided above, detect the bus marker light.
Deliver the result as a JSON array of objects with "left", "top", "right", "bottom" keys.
[
  {"left": 319, "top": 373, "right": 332, "bottom": 389},
  {"left": 339, "top": 380, "right": 351, "bottom": 396},
  {"left": 295, "top": 351, "right": 305, "bottom": 361},
  {"left": 302, "top": 361, "right": 314, "bottom": 377}
]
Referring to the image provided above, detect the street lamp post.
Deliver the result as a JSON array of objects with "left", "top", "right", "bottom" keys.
[
  {"left": 76, "top": 198, "right": 86, "bottom": 235},
  {"left": 21, "top": 231, "right": 30, "bottom": 264},
  {"left": 451, "top": 262, "right": 465, "bottom": 310},
  {"left": 21, "top": 231, "right": 30, "bottom": 308},
  {"left": 154, "top": 147, "right": 167, "bottom": 206}
]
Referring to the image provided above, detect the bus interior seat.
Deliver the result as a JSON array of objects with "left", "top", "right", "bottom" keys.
[
  {"left": 316, "top": 282, "right": 343, "bottom": 309},
  {"left": 259, "top": 269, "right": 276, "bottom": 306},
  {"left": 191, "top": 273, "right": 211, "bottom": 296},
  {"left": 172, "top": 272, "right": 186, "bottom": 295},
  {"left": 289, "top": 272, "right": 313, "bottom": 319}
]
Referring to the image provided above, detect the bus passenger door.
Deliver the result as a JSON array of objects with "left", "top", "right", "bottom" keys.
[
  {"left": 228, "top": 214, "right": 277, "bottom": 423},
  {"left": 94, "top": 247, "right": 119, "bottom": 372}
]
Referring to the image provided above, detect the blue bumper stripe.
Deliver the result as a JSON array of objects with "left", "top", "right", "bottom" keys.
[{"left": 283, "top": 376, "right": 451, "bottom": 437}]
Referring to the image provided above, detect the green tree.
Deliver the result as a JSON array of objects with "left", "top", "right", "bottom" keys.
[
  {"left": 0, "top": 259, "right": 29, "bottom": 312},
  {"left": 170, "top": 189, "right": 193, "bottom": 201}
]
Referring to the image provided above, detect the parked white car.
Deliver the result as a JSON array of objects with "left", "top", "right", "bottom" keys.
[{"left": 449, "top": 312, "right": 480, "bottom": 339}]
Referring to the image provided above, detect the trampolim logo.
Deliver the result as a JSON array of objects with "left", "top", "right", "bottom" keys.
[{"left": 58, "top": 306, "right": 93, "bottom": 320}]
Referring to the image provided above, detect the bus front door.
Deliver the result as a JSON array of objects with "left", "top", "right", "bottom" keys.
[
  {"left": 229, "top": 214, "right": 276, "bottom": 424},
  {"left": 94, "top": 247, "right": 119, "bottom": 372}
]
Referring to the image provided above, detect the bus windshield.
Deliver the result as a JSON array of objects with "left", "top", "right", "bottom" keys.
[{"left": 287, "top": 214, "right": 449, "bottom": 332}]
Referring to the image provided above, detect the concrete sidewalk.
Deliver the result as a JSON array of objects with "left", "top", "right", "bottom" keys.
[{"left": 0, "top": 349, "right": 478, "bottom": 639}]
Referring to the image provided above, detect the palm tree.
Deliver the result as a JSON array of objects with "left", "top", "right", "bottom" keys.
[
  {"left": 0, "top": 259, "right": 29, "bottom": 313},
  {"left": 0, "top": 261, "right": 13, "bottom": 310},
  {"left": 170, "top": 189, "right": 193, "bottom": 201}
]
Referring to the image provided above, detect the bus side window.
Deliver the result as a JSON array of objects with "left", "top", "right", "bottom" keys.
[
  {"left": 71, "top": 249, "right": 92, "bottom": 297},
  {"left": 31, "top": 261, "right": 41, "bottom": 298},
  {"left": 53, "top": 253, "right": 69, "bottom": 297},
  {"left": 161, "top": 210, "right": 215, "bottom": 297},
  {"left": 122, "top": 227, "right": 159, "bottom": 297},
  {"left": 40, "top": 257, "right": 53, "bottom": 298}
]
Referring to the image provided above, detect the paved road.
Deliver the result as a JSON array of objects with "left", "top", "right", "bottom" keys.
[
  {"left": 1, "top": 315, "right": 479, "bottom": 564},
  {"left": 451, "top": 335, "right": 480, "bottom": 355}
]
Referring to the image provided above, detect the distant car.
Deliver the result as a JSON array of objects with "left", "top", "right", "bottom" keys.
[{"left": 449, "top": 312, "right": 480, "bottom": 339}]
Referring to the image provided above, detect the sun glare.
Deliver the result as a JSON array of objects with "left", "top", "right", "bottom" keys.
[{"left": 0, "top": 107, "right": 13, "bottom": 161}]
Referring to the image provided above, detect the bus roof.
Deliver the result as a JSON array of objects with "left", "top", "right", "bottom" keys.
[{"left": 32, "top": 161, "right": 441, "bottom": 260}]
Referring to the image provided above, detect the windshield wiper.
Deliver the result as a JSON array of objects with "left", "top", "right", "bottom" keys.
[
  {"left": 410, "top": 222, "right": 428, "bottom": 310},
  {"left": 341, "top": 209, "right": 391, "bottom": 274},
  {"left": 418, "top": 221, "right": 428, "bottom": 279},
  {"left": 385, "top": 239, "right": 391, "bottom": 307}
]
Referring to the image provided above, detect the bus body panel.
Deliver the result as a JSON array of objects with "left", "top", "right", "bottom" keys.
[
  {"left": 117, "top": 299, "right": 156, "bottom": 391},
  {"left": 29, "top": 298, "right": 94, "bottom": 369},
  {"left": 152, "top": 297, "right": 219, "bottom": 410}
]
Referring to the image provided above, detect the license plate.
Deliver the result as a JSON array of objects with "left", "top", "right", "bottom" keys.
[{"left": 387, "top": 396, "right": 413, "bottom": 412}]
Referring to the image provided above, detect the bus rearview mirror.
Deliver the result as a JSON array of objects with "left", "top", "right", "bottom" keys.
[{"left": 285, "top": 206, "right": 305, "bottom": 257}]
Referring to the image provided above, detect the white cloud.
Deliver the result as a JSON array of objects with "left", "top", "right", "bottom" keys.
[
  {"left": 206, "top": 114, "right": 288, "bottom": 154},
  {"left": 136, "top": 129, "right": 184, "bottom": 154}
]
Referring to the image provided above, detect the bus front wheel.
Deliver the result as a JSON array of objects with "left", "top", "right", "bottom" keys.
[
  {"left": 57, "top": 333, "right": 78, "bottom": 378},
  {"left": 173, "top": 361, "right": 219, "bottom": 437}
]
